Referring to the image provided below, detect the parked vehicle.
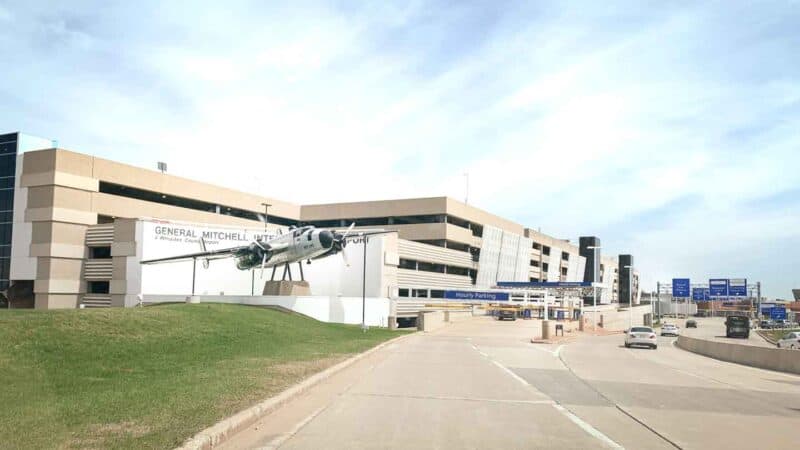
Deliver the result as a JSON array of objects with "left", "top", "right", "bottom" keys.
[
  {"left": 777, "top": 332, "right": 800, "bottom": 349},
  {"left": 725, "top": 316, "right": 750, "bottom": 339},
  {"left": 685, "top": 319, "right": 697, "bottom": 328},
  {"left": 759, "top": 320, "right": 773, "bottom": 329},
  {"left": 775, "top": 319, "right": 790, "bottom": 328},
  {"left": 625, "top": 326, "right": 658, "bottom": 349},
  {"left": 661, "top": 324, "right": 680, "bottom": 337},
  {"left": 497, "top": 309, "right": 517, "bottom": 321}
]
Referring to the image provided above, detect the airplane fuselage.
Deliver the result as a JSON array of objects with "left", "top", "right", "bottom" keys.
[{"left": 234, "top": 226, "right": 335, "bottom": 270}]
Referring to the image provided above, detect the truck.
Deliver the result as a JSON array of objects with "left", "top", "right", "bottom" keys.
[{"left": 725, "top": 315, "right": 750, "bottom": 339}]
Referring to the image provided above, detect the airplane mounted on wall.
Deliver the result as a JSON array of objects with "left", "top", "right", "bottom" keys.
[{"left": 139, "top": 223, "right": 395, "bottom": 281}]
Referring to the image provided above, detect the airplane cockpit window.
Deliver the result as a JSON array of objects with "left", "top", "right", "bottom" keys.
[{"left": 307, "top": 231, "right": 313, "bottom": 241}]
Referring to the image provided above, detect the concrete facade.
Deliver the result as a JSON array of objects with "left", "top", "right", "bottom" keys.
[{"left": 4, "top": 136, "right": 640, "bottom": 309}]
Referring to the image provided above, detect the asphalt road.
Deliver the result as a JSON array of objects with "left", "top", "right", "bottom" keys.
[
  {"left": 677, "top": 316, "right": 774, "bottom": 348},
  {"left": 220, "top": 317, "right": 800, "bottom": 449}
]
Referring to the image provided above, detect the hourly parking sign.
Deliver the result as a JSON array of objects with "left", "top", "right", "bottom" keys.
[{"left": 672, "top": 278, "right": 690, "bottom": 298}]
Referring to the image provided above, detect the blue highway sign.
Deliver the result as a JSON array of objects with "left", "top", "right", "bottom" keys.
[{"left": 672, "top": 278, "right": 691, "bottom": 298}]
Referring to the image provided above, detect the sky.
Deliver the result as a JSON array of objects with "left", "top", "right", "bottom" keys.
[{"left": 1, "top": 1, "right": 799, "bottom": 298}]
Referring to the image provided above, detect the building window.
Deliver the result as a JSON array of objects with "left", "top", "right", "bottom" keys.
[
  {"left": 561, "top": 252, "right": 569, "bottom": 261},
  {"left": 530, "top": 260, "right": 540, "bottom": 267},
  {"left": 542, "top": 262, "right": 549, "bottom": 272},
  {"left": 561, "top": 267, "right": 568, "bottom": 276},
  {"left": 412, "top": 289, "right": 428, "bottom": 298},
  {"left": 446, "top": 265, "right": 470, "bottom": 276},
  {"left": 417, "top": 261, "right": 445, "bottom": 273},
  {"left": 532, "top": 242, "right": 541, "bottom": 250},
  {"left": 430, "top": 290, "right": 445, "bottom": 298},
  {"left": 543, "top": 246, "right": 551, "bottom": 256},
  {"left": 89, "top": 246, "right": 111, "bottom": 259},
  {"left": 87, "top": 281, "right": 110, "bottom": 294},
  {"left": 98, "top": 181, "right": 298, "bottom": 226},
  {"left": 398, "top": 259, "right": 416, "bottom": 270},
  {"left": 398, "top": 288, "right": 409, "bottom": 297}
]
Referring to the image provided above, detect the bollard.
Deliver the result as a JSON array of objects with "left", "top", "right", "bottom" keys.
[{"left": 541, "top": 320, "right": 550, "bottom": 340}]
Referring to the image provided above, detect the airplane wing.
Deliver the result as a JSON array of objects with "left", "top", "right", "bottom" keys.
[{"left": 140, "top": 246, "right": 247, "bottom": 265}]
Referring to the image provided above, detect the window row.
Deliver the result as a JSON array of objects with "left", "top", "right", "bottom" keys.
[
  {"left": 99, "top": 182, "right": 298, "bottom": 226},
  {"left": 397, "top": 258, "right": 475, "bottom": 279}
]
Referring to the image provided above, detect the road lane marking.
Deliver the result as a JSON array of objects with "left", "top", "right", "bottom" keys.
[
  {"left": 479, "top": 347, "right": 625, "bottom": 449},
  {"left": 552, "top": 404, "right": 624, "bottom": 449},
  {"left": 491, "top": 360, "right": 533, "bottom": 388}
]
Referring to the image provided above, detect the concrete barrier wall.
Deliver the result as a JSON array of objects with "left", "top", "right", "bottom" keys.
[
  {"left": 143, "top": 294, "right": 392, "bottom": 327},
  {"left": 418, "top": 311, "right": 446, "bottom": 332},
  {"left": 677, "top": 335, "right": 800, "bottom": 375},
  {"left": 445, "top": 310, "right": 473, "bottom": 323},
  {"left": 584, "top": 305, "right": 651, "bottom": 331}
]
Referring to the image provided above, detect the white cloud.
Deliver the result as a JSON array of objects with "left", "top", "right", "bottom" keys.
[{"left": 2, "top": 1, "right": 799, "bottom": 297}]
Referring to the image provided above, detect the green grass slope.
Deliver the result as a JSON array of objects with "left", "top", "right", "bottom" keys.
[{"left": 0, "top": 304, "right": 401, "bottom": 449}]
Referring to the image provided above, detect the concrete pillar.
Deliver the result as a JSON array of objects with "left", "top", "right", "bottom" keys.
[
  {"left": 388, "top": 316, "right": 397, "bottom": 330},
  {"left": 542, "top": 320, "right": 550, "bottom": 340}
]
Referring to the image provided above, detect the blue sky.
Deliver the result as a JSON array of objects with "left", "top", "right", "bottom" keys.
[{"left": 1, "top": 1, "right": 799, "bottom": 298}]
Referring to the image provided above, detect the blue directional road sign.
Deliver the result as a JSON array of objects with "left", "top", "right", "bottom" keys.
[
  {"left": 770, "top": 308, "right": 787, "bottom": 320},
  {"left": 692, "top": 288, "right": 709, "bottom": 301},
  {"left": 709, "top": 279, "right": 729, "bottom": 297},
  {"left": 672, "top": 278, "right": 691, "bottom": 298},
  {"left": 728, "top": 278, "right": 747, "bottom": 297}
]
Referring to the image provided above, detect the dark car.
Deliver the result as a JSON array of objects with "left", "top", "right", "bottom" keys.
[
  {"left": 685, "top": 319, "right": 697, "bottom": 328},
  {"left": 759, "top": 320, "right": 773, "bottom": 329},
  {"left": 725, "top": 316, "right": 750, "bottom": 338},
  {"left": 497, "top": 309, "right": 517, "bottom": 321}
]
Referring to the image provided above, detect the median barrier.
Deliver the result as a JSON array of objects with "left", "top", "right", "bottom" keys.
[{"left": 676, "top": 335, "right": 800, "bottom": 375}]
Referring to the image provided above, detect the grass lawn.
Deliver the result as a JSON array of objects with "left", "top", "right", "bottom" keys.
[
  {"left": 0, "top": 304, "right": 404, "bottom": 449},
  {"left": 761, "top": 328, "right": 800, "bottom": 342}
]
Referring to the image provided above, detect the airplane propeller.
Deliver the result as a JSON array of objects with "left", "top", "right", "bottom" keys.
[{"left": 333, "top": 222, "right": 356, "bottom": 267}]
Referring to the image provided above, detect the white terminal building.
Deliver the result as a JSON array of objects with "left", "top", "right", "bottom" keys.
[{"left": 1, "top": 132, "right": 641, "bottom": 324}]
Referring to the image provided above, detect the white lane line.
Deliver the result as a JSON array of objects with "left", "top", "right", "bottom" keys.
[
  {"left": 491, "top": 360, "right": 532, "bottom": 388},
  {"left": 554, "top": 344, "right": 564, "bottom": 357},
  {"left": 488, "top": 355, "right": 624, "bottom": 450},
  {"left": 470, "top": 343, "right": 489, "bottom": 358},
  {"left": 552, "top": 404, "right": 625, "bottom": 449}
]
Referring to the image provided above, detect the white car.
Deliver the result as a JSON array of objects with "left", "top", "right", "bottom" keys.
[
  {"left": 661, "top": 324, "right": 680, "bottom": 337},
  {"left": 777, "top": 331, "right": 800, "bottom": 349},
  {"left": 625, "top": 326, "right": 658, "bottom": 349}
]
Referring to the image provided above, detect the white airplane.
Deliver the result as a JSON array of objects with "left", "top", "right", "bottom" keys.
[{"left": 140, "top": 223, "right": 393, "bottom": 281}]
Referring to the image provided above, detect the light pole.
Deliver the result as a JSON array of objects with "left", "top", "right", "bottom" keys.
[
  {"left": 624, "top": 265, "right": 633, "bottom": 329},
  {"left": 361, "top": 234, "right": 368, "bottom": 332},
  {"left": 260, "top": 203, "right": 271, "bottom": 234},
  {"left": 587, "top": 245, "right": 601, "bottom": 334}
]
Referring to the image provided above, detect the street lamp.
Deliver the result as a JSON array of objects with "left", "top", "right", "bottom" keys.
[
  {"left": 260, "top": 203, "right": 271, "bottom": 234},
  {"left": 587, "top": 245, "right": 601, "bottom": 334},
  {"left": 624, "top": 265, "right": 634, "bottom": 330}
]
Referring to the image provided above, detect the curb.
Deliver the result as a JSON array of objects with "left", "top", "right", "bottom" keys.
[{"left": 175, "top": 331, "right": 417, "bottom": 450}]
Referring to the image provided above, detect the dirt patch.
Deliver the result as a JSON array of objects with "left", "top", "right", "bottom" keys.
[{"left": 65, "top": 421, "right": 150, "bottom": 449}]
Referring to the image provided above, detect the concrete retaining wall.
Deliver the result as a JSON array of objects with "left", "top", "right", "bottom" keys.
[
  {"left": 418, "top": 311, "right": 446, "bottom": 332},
  {"left": 445, "top": 310, "right": 473, "bottom": 323},
  {"left": 677, "top": 335, "right": 800, "bottom": 375},
  {"left": 584, "top": 305, "right": 651, "bottom": 331}
]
